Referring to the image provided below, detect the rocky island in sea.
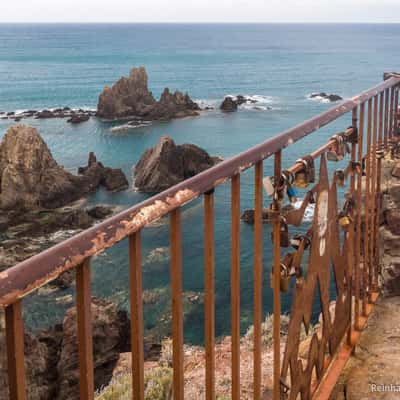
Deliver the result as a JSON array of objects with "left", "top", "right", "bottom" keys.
[
  {"left": 134, "top": 135, "right": 221, "bottom": 193},
  {"left": 97, "top": 66, "right": 200, "bottom": 121}
]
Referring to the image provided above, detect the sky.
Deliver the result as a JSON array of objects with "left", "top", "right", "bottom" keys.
[{"left": 1, "top": 0, "right": 400, "bottom": 23}]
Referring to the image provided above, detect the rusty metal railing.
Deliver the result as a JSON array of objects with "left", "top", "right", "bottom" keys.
[{"left": 1, "top": 73, "right": 400, "bottom": 400}]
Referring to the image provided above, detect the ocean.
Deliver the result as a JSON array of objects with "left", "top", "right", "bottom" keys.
[{"left": 1, "top": 23, "right": 399, "bottom": 344}]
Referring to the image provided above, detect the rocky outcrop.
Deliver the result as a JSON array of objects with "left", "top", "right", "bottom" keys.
[
  {"left": 97, "top": 67, "right": 200, "bottom": 120},
  {"left": 220, "top": 95, "right": 270, "bottom": 112},
  {"left": 0, "top": 125, "right": 86, "bottom": 210},
  {"left": 78, "top": 152, "right": 129, "bottom": 192},
  {"left": 220, "top": 96, "right": 238, "bottom": 112},
  {"left": 309, "top": 92, "right": 343, "bottom": 102},
  {"left": 0, "top": 298, "right": 130, "bottom": 400},
  {"left": 56, "top": 298, "right": 129, "bottom": 400},
  {"left": 133, "top": 135, "right": 219, "bottom": 193},
  {"left": 0, "top": 126, "right": 129, "bottom": 211}
]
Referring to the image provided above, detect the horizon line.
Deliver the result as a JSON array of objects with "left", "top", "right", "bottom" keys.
[{"left": 1, "top": 21, "right": 400, "bottom": 24}]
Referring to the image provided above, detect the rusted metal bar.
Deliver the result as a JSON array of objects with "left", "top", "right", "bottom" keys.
[
  {"left": 2, "top": 78, "right": 399, "bottom": 308},
  {"left": 129, "top": 232, "right": 144, "bottom": 400},
  {"left": 394, "top": 86, "right": 399, "bottom": 137},
  {"left": 354, "top": 103, "right": 365, "bottom": 329},
  {"left": 253, "top": 161, "right": 263, "bottom": 400},
  {"left": 347, "top": 107, "right": 357, "bottom": 346},
  {"left": 369, "top": 96, "right": 378, "bottom": 292},
  {"left": 375, "top": 92, "right": 384, "bottom": 278},
  {"left": 231, "top": 174, "right": 241, "bottom": 400},
  {"left": 5, "top": 300, "right": 26, "bottom": 400},
  {"left": 204, "top": 191, "right": 215, "bottom": 400},
  {"left": 362, "top": 99, "right": 372, "bottom": 316},
  {"left": 389, "top": 87, "right": 395, "bottom": 138},
  {"left": 76, "top": 258, "right": 94, "bottom": 400},
  {"left": 384, "top": 88, "right": 389, "bottom": 148},
  {"left": 272, "top": 151, "right": 282, "bottom": 400},
  {"left": 170, "top": 209, "right": 184, "bottom": 400}
]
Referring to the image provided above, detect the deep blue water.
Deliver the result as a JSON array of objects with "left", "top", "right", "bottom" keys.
[{"left": 1, "top": 23, "right": 399, "bottom": 343}]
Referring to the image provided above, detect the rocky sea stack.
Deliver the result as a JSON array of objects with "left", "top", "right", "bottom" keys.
[
  {"left": 134, "top": 135, "right": 220, "bottom": 193},
  {"left": 0, "top": 125, "right": 86, "bottom": 210},
  {"left": 0, "top": 125, "right": 129, "bottom": 211},
  {"left": 97, "top": 67, "right": 200, "bottom": 121}
]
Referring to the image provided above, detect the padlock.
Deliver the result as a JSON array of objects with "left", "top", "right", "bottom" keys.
[
  {"left": 271, "top": 217, "right": 289, "bottom": 247},
  {"left": 293, "top": 170, "right": 308, "bottom": 188},
  {"left": 279, "top": 264, "right": 290, "bottom": 292},
  {"left": 327, "top": 145, "right": 339, "bottom": 162},
  {"left": 335, "top": 169, "right": 346, "bottom": 187},
  {"left": 286, "top": 184, "right": 297, "bottom": 203},
  {"left": 376, "top": 149, "right": 384, "bottom": 160},
  {"left": 338, "top": 211, "right": 351, "bottom": 230},
  {"left": 290, "top": 235, "right": 302, "bottom": 250},
  {"left": 263, "top": 176, "right": 275, "bottom": 197}
]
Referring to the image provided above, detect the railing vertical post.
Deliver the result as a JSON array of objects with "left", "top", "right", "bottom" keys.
[
  {"left": 253, "top": 161, "right": 263, "bottom": 400},
  {"left": 5, "top": 301, "right": 26, "bottom": 400},
  {"left": 76, "top": 258, "right": 94, "bottom": 400},
  {"left": 369, "top": 96, "right": 378, "bottom": 293},
  {"left": 272, "top": 151, "right": 282, "bottom": 400},
  {"left": 170, "top": 208, "right": 184, "bottom": 400},
  {"left": 375, "top": 92, "right": 384, "bottom": 280},
  {"left": 129, "top": 232, "right": 144, "bottom": 400},
  {"left": 384, "top": 88, "right": 390, "bottom": 148},
  {"left": 348, "top": 107, "right": 357, "bottom": 345},
  {"left": 204, "top": 190, "right": 215, "bottom": 400},
  {"left": 392, "top": 86, "right": 399, "bottom": 136},
  {"left": 354, "top": 103, "right": 365, "bottom": 329},
  {"left": 362, "top": 99, "right": 372, "bottom": 316},
  {"left": 231, "top": 174, "right": 241, "bottom": 400},
  {"left": 389, "top": 87, "right": 395, "bottom": 139}
]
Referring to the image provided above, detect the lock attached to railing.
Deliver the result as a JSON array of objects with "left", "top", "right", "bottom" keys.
[
  {"left": 270, "top": 262, "right": 291, "bottom": 292},
  {"left": 334, "top": 169, "right": 346, "bottom": 187},
  {"left": 338, "top": 210, "right": 352, "bottom": 230},
  {"left": 271, "top": 217, "right": 289, "bottom": 247},
  {"left": 327, "top": 135, "right": 346, "bottom": 161},
  {"left": 293, "top": 156, "right": 315, "bottom": 189}
]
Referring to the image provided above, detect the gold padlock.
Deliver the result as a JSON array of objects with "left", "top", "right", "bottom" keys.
[
  {"left": 279, "top": 264, "right": 290, "bottom": 292},
  {"left": 338, "top": 212, "right": 351, "bottom": 229},
  {"left": 270, "top": 263, "right": 290, "bottom": 292},
  {"left": 293, "top": 171, "right": 308, "bottom": 188}
]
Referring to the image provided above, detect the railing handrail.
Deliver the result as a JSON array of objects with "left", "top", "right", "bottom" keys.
[{"left": 0, "top": 75, "right": 399, "bottom": 307}]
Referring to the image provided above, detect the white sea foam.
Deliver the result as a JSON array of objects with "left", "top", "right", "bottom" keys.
[{"left": 293, "top": 198, "right": 315, "bottom": 222}]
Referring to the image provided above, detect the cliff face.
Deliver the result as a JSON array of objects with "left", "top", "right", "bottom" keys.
[{"left": 97, "top": 67, "right": 200, "bottom": 120}]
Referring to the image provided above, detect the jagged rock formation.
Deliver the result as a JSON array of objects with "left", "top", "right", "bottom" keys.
[
  {"left": 56, "top": 298, "right": 130, "bottom": 400},
  {"left": 133, "top": 135, "right": 219, "bottom": 193},
  {"left": 97, "top": 67, "right": 200, "bottom": 120},
  {"left": 78, "top": 152, "right": 128, "bottom": 192},
  {"left": 0, "top": 125, "right": 129, "bottom": 211},
  {"left": 0, "top": 299, "right": 130, "bottom": 400},
  {"left": 0, "top": 125, "right": 85, "bottom": 210},
  {"left": 220, "top": 96, "right": 238, "bottom": 112}
]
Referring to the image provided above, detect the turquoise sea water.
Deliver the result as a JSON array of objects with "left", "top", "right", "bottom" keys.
[{"left": 1, "top": 23, "right": 399, "bottom": 343}]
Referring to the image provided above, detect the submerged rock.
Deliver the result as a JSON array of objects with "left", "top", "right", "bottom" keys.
[
  {"left": 67, "top": 114, "right": 90, "bottom": 124},
  {"left": 97, "top": 66, "right": 200, "bottom": 120},
  {"left": 309, "top": 92, "right": 343, "bottom": 102},
  {"left": 133, "top": 135, "right": 219, "bottom": 193}
]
